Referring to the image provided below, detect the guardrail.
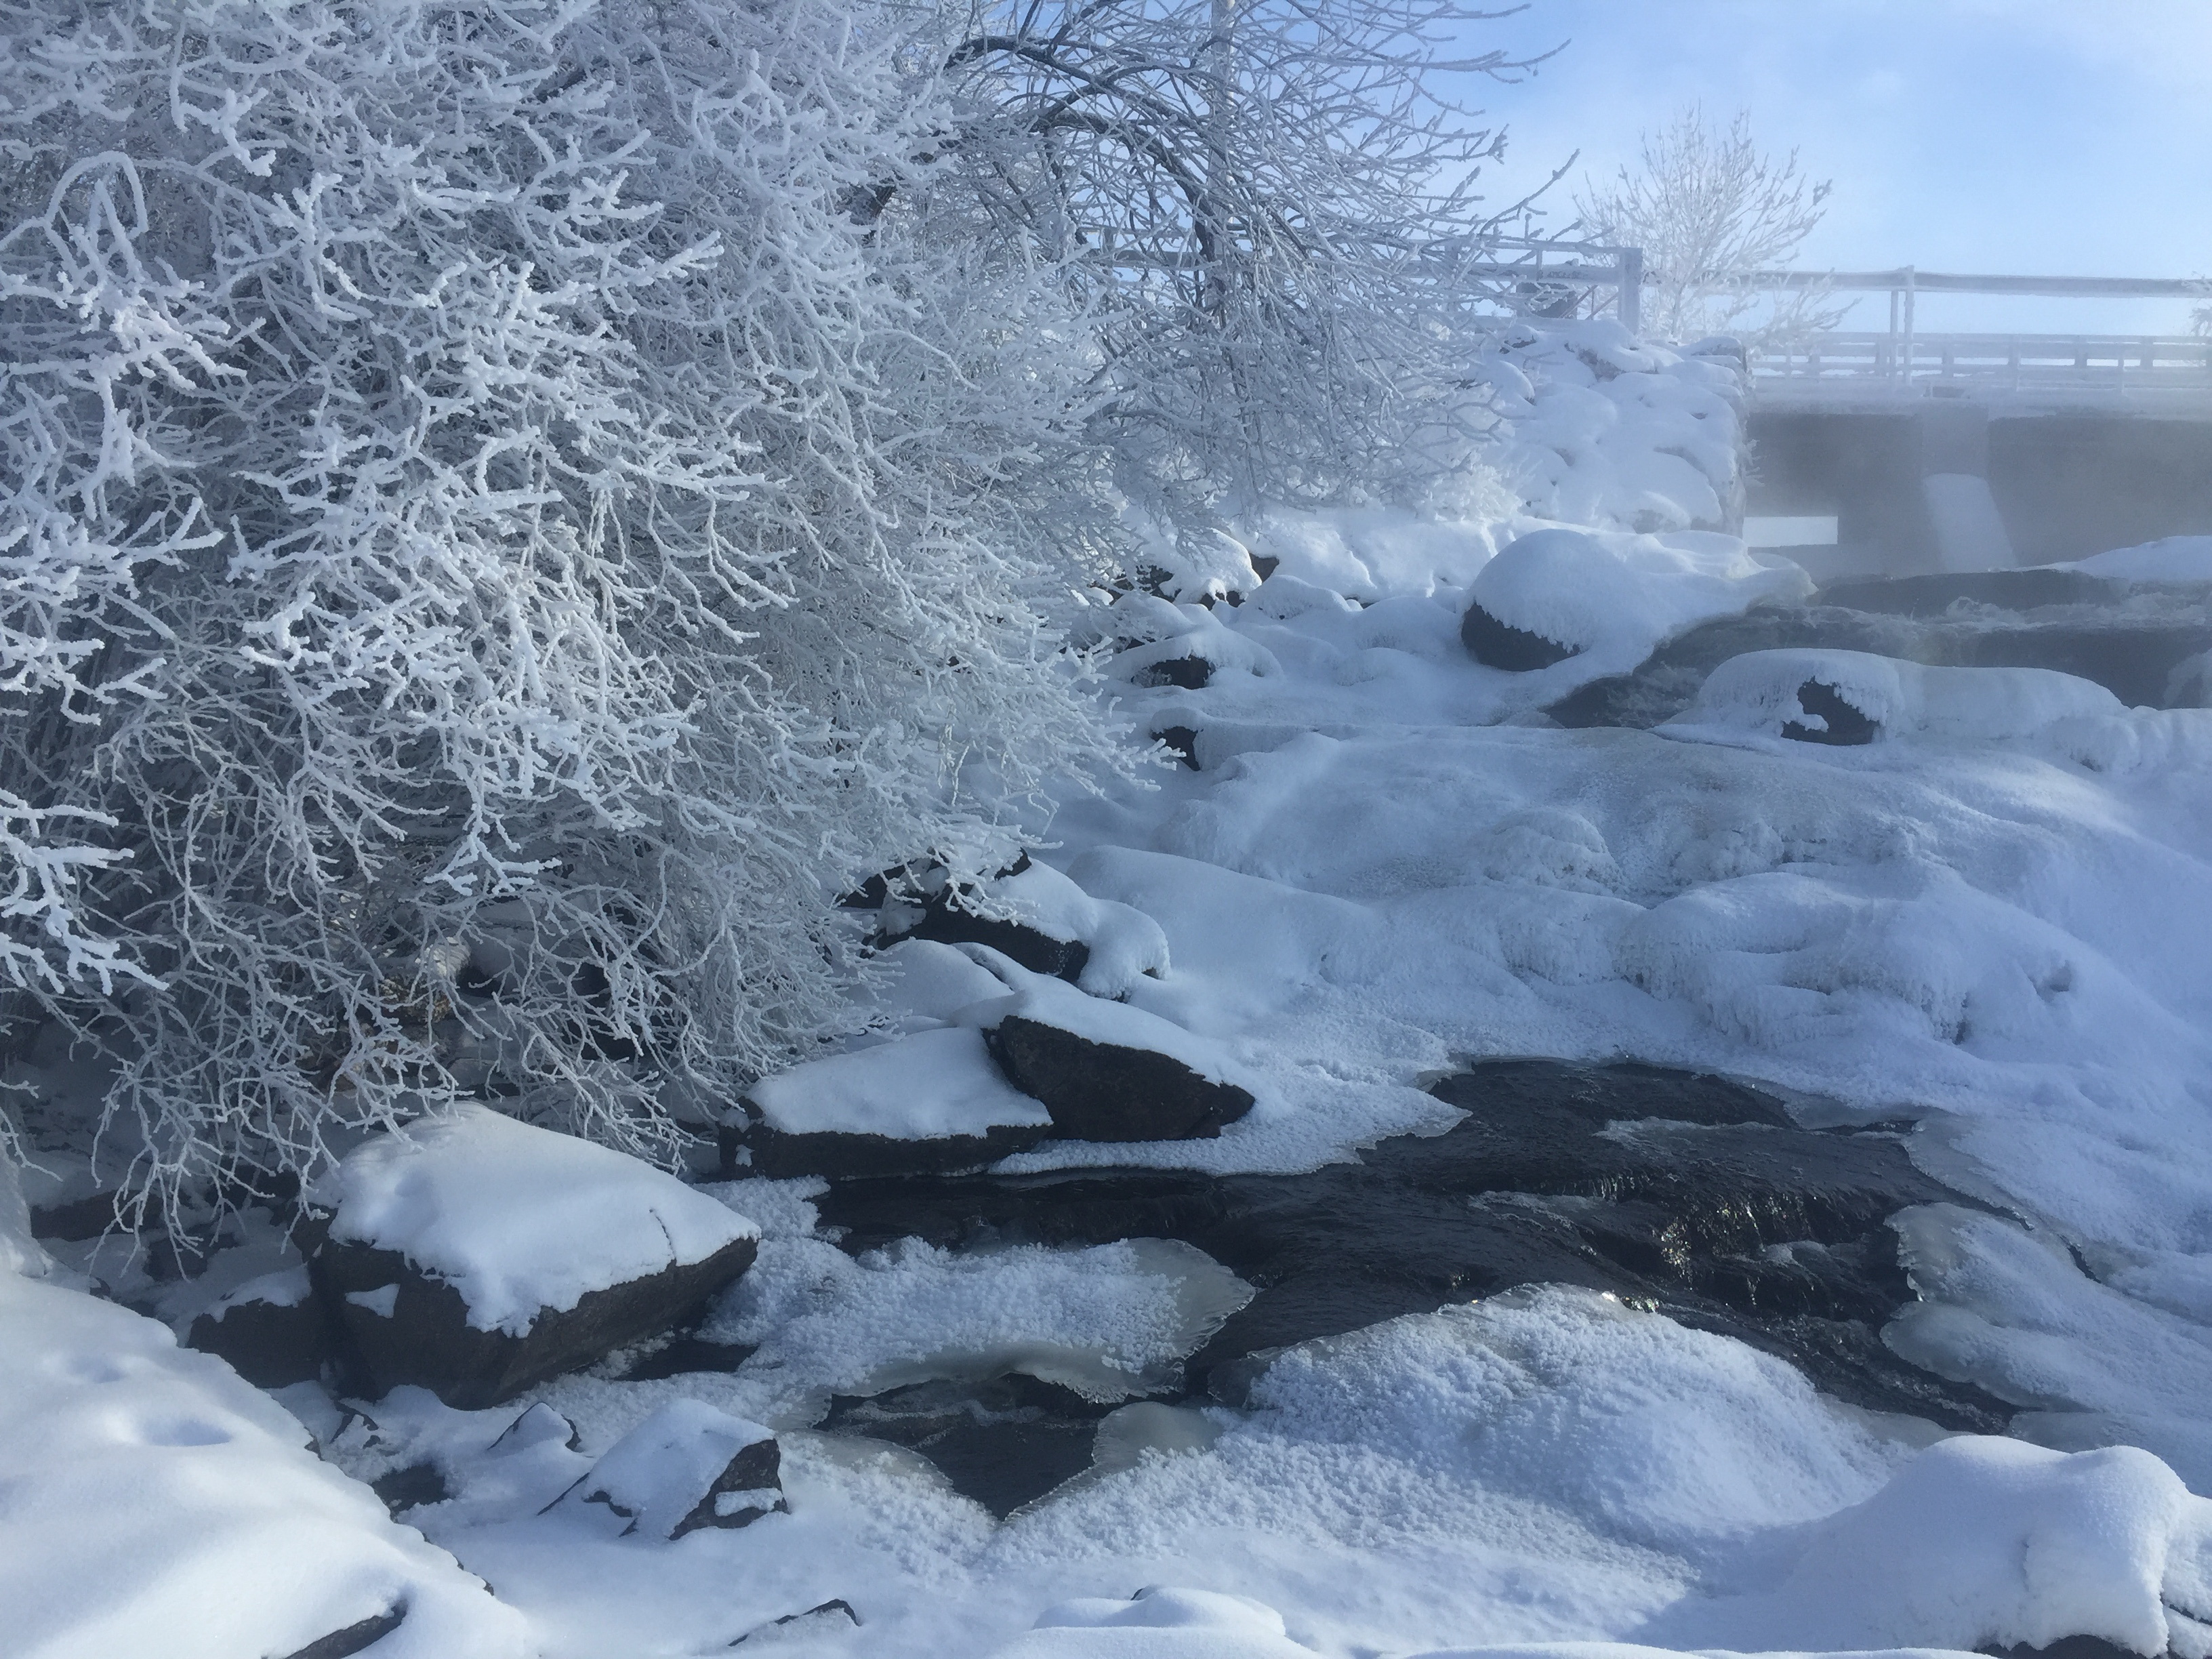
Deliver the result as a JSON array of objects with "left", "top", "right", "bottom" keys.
[{"left": 1753, "top": 331, "right": 2212, "bottom": 396}]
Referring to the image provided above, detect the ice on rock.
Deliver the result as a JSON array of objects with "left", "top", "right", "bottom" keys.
[
  {"left": 1465, "top": 528, "right": 1812, "bottom": 673},
  {"left": 703, "top": 1235, "right": 1253, "bottom": 1412},
  {"left": 0, "top": 1273, "right": 525, "bottom": 1659},
  {"left": 1650, "top": 1435, "right": 2212, "bottom": 1657}
]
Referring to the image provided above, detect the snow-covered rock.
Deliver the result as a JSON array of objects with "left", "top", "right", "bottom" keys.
[
  {"left": 2063, "top": 535, "right": 2212, "bottom": 586},
  {"left": 967, "top": 962, "right": 1256, "bottom": 1143},
  {"left": 739, "top": 1025, "right": 1053, "bottom": 1179},
  {"left": 1462, "top": 527, "right": 1811, "bottom": 673},
  {"left": 0, "top": 1271, "right": 525, "bottom": 1659},
  {"left": 1664, "top": 649, "right": 2212, "bottom": 773},
  {"left": 993, "top": 1587, "right": 1316, "bottom": 1658},
  {"left": 882, "top": 857, "right": 1172, "bottom": 998},
  {"left": 311, "top": 1105, "right": 760, "bottom": 1406},
  {"left": 556, "top": 1398, "right": 785, "bottom": 1539}
]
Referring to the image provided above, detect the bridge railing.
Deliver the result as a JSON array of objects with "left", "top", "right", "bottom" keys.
[{"left": 1752, "top": 331, "right": 2212, "bottom": 399}]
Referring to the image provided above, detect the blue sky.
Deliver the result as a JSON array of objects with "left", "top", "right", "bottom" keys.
[{"left": 1453, "top": 0, "right": 2212, "bottom": 334}]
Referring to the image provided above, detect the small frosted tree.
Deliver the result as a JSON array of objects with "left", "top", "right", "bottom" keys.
[
  {"left": 1576, "top": 106, "right": 1845, "bottom": 348},
  {"left": 0, "top": 0, "right": 1128, "bottom": 1212}
]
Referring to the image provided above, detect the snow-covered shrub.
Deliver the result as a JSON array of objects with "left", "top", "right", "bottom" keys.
[{"left": 0, "top": 0, "right": 1127, "bottom": 1209}]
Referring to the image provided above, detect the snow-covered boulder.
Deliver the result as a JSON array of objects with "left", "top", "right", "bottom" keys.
[
  {"left": 310, "top": 1105, "right": 760, "bottom": 1407},
  {"left": 1654, "top": 1435, "right": 2212, "bottom": 1657},
  {"left": 968, "top": 966, "right": 1255, "bottom": 1143},
  {"left": 883, "top": 857, "right": 1172, "bottom": 998},
  {"left": 739, "top": 1025, "right": 1053, "bottom": 1179},
  {"left": 554, "top": 1399, "right": 785, "bottom": 1540},
  {"left": 1666, "top": 649, "right": 2137, "bottom": 750},
  {"left": 2063, "top": 535, "right": 2212, "bottom": 586},
  {"left": 0, "top": 1271, "right": 525, "bottom": 1659},
  {"left": 1462, "top": 527, "right": 1811, "bottom": 674},
  {"left": 184, "top": 1265, "right": 333, "bottom": 1388}
]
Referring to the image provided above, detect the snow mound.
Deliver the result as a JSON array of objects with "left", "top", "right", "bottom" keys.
[
  {"left": 0, "top": 1273, "right": 525, "bottom": 1659},
  {"left": 960, "top": 956, "right": 1250, "bottom": 1092},
  {"left": 1669, "top": 649, "right": 2125, "bottom": 745},
  {"left": 316, "top": 1104, "right": 758, "bottom": 1335},
  {"left": 2062, "top": 537, "right": 2212, "bottom": 586},
  {"left": 1654, "top": 1435, "right": 2212, "bottom": 1657},
  {"left": 703, "top": 1235, "right": 1252, "bottom": 1409},
  {"left": 1471, "top": 528, "right": 1811, "bottom": 669},
  {"left": 996, "top": 1586, "right": 1315, "bottom": 1658},
  {"left": 858, "top": 938, "right": 1014, "bottom": 1032},
  {"left": 747, "top": 1025, "right": 1050, "bottom": 1140}
]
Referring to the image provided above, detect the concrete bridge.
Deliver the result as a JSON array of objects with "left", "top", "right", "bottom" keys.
[{"left": 1736, "top": 270, "right": 2212, "bottom": 573}]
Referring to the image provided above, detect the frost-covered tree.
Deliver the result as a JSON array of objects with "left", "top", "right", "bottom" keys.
[
  {"left": 914, "top": 0, "right": 1542, "bottom": 514},
  {"left": 0, "top": 0, "right": 1127, "bottom": 1208},
  {"left": 1576, "top": 106, "right": 1845, "bottom": 348}
]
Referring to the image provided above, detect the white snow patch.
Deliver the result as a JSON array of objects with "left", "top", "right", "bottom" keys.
[{"left": 2062, "top": 536, "right": 2212, "bottom": 586}]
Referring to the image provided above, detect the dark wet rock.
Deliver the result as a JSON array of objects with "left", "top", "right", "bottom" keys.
[
  {"left": 312, "top": 1231, "right": 758, "bottom": 1410},
  {"left": 279, "top": 1606, "right": 407, "bottom": 1659},
  {"left": 27, "top": 1191, "right": 119, "bottom": 1242},
  {"left": 732, "top": 1600, "right": 861, "bottom": 1645},
  {"left": 369, "top": 1460, "right": 449, "bottom": 1514},
  {"left": 1980, "top": 1639, "right": 2156, "bottom": 1659},
  {"left": 815, "top": 1060, "right": 2011, "bottom": 1433},
  {"left": 1132, "top": 655, "right": 1214, "bottom": 691},
  {"left": 821, "top": 1374, "right": 1113, "bottom": 1518},
  {"left": 738, "top": 1118, "right": 1050, "bottom": 1183},
  {"left": 556, "top": 1400, "right": 785, "bottom": 1538},
  {"left": 983, "top": 1010, "right": 1254, "bottom": 1143},
  {"left": 1782, "top": 679, "right": 1879, "bottom": 745},
  {"left": 1152, "top": 725, "right": 1201, "bottom": 769},
  {"left": 1462, "top": 599, "right": 1579, "bottom": 671},
  {"left": 611, "top": 1332, "right": 758, "bottom": 1382},
  {"left": 1546, "top": 575, "right": 2212, "bottom": 729},
  {"left": 185, "top": 1269, "right": 335, "bottom": 1389}
]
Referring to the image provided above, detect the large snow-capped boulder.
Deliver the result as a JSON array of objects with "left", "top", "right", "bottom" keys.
[
  {"left": 554, "top": 1399, "right": 785, "bottom": 1540},
  {"left": 310, "top": 1105, "right": 760, "bottom": 1407},
  {"left": 0, "top": 1271, "right": 525, "bottom": 1659},
  {"left": 1462, "top": 527, "right": 1811, "bottom": 674},
  {"left": 738, "top": 1025, "right": 1053, "bottom": 1179},
  {"left": 967, "top": 967, "right": 1254, "bottom": 1143}
]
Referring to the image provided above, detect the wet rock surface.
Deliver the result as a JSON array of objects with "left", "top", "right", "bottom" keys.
[
  {"left": 983, "top": 1015, "right": 1254, "bottom": 1142},
  {"left": 1545, "top": 574, "right": 2212, "bottom": 729},
  {"left": 814, "top": 1061, "right": 2012, "bottom": 1435},
  {"left": 1461, "top": 599, "right": 1580, "bottom": 671},
  {"left": 819, "top": 1374, "right": 1113, "bottom": 1518}
]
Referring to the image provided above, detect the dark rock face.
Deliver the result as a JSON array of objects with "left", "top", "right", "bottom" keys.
[
  {"left": 312, "top": 1233, "right": 758, "bottom": 1409},
  {"left": 1151, "top": 725, "right": 1201, "bottom": 769},
  {"left": 814, "top": 1060, "right": 2010, "bottom": 1433},
  {"left": 884, "top": 891, "right": 1089, "bottom": 983},
  {"left": 736, "top": 1118, "right": 1052, "bottom": 1182},
  {"left": 1462, "top": 600, "right": 1579, "bottom": 671},
  {"left": 732, "top": 1601, "right": 861, "bottom": 1645},
  {"left": 277, "top": 1607, "right": 406, "bottom": 1659},
  {"left": 820, "top": 1374, "right": 1111, "bottom": 1518},
  {"left": 1783, "top": 679, "right": 1879, "bottom": 745},
  {"left": 185, "top": 1282, "right": 335, "bottom": 1389},
  {"left": 983, "top": 1015, "right": 1254, "bottom": 1142},
  {"left": 1547, "top": 573, "right": 2212, "bottom": 729},
  {"left": 1131, "top": 655, "right": 1214, "bottom": 691}
]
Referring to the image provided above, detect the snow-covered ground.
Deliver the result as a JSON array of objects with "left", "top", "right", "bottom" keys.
[{"left": 9, "top": 330, "right": 2212, "bottom": 1658}]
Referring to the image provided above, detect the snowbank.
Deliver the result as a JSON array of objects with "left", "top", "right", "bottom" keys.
[
  {"left": 316, "top": 1103, "right": 759, "bottom": 1335},
  {"left": 2062, "top": 536, "right": 2212, "bottom": 586},
  {"left": 0, "top": 1273, "right": 525, "bottom": 1659}
]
